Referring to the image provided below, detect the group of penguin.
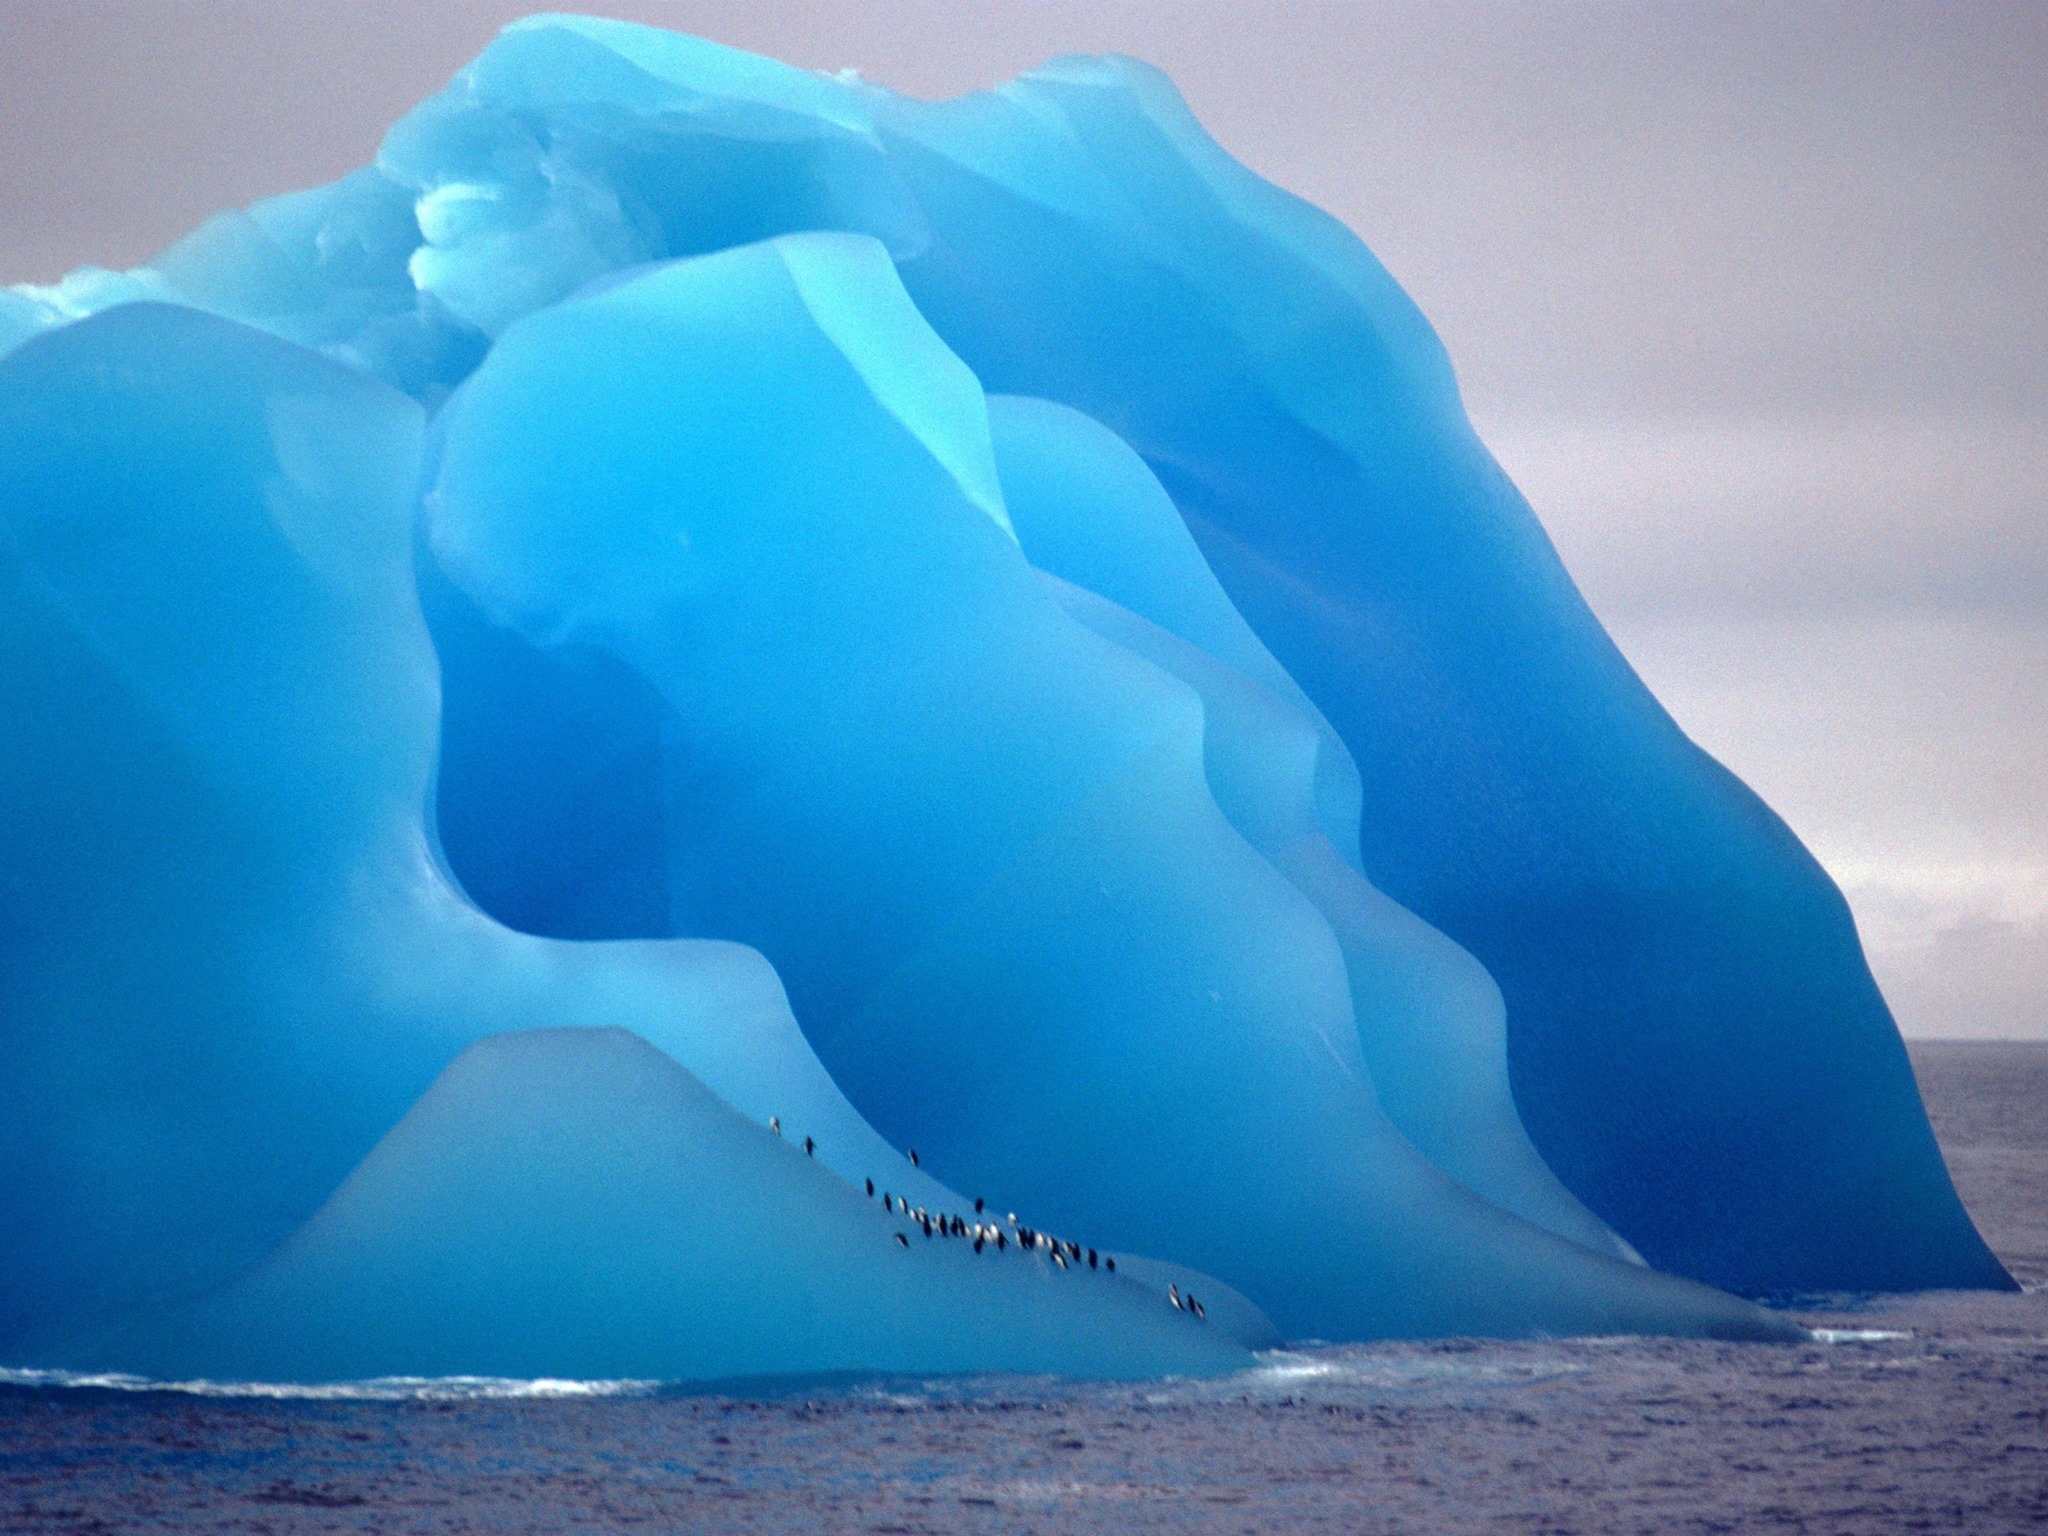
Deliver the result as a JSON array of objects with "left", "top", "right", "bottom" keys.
[{"left": 766, "top": 1117, "right": 1209, "bottom": 1322}]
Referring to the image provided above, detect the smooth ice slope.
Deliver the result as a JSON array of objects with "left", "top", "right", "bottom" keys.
[
  {"left": 97, "top": 1029, "right": 1250, "bottom": 1384},
  {"left": 426, "top": 233, "right": 1792, "bottom": 1343}
]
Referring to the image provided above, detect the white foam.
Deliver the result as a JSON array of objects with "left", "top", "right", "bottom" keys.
[
  {"left": 0, "top": 1366, "right": 661, "bottom": 1400},
  {"left": 1806, "top": 1328, "right": 1912, "bottom": 1344}
]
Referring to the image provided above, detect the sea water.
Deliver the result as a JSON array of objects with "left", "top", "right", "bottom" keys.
[{"left": 3, "top": 1042, "right": 2040, "bottom": 1534}]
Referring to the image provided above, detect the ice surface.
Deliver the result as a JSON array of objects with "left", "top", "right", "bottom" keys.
[
  {"left": 886, "top": 70, "right": 2010, "bottom": 1293},
  {"left": 0, "top": 11, "right": 2008, "bottom": 1382},
  {"left": 0, "top": 301, "right": 1220, "bottom": 1377},
  {"left": 92, "top": 1029, "right": 1250, "bottom": 1383},
  {"left": 989, "top": 394, "right": 1634, "bottom": 1263},
  {"left": 424, "top": 234, "right": 1788, "bottom": 1343}
]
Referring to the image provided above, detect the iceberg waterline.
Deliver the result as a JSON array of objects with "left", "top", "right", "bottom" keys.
[{"left": 0, "top": 13, "right": 2004, "bottom": 1383}]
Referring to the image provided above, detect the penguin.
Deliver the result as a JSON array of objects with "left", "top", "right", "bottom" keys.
[
  {"left": 1104, "top": 1257, "right": 1115, "bottom": 1273},
  {"left": 974, "top": 1198, "right": 985, "bottom": 1214},
  {"left": 865, "top": 1178, "right": 875, "bottom": 1198},
  {"left": 769, "top": 1117, "right": 781, "bottom": 1136},
  {"left": 1087, "top": 1250, "right": 1098, "bottom": 1270},
  {"left": 1168, "top": 1285, "right": 1183, "bottom": 1311},
  {"left": 908, "top": 1149, "right": 920, "bottom": 1168},
  {"left": 995, "top": 1231, "right": 1007, "bottom": 1251},
  {"left": 974, "top": 1237, "right": 985, "bottom": 1254},
  {"left": 1192, "top": 1298, "right": 1206, "bottom": 1320},
  {"left": 803, "top": 1136, "right": 815, "bottom": 1157},
  {"left": 1067, "top": 1240, "right": 1081, "bottom": 1261},
  {"left": 894, "top": 1232, "right": 909, "bottom": 1248}
]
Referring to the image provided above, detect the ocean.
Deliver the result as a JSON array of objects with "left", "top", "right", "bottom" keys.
[{"left": 4, "top": 1041, "right": 2042, "bottom": 1534}]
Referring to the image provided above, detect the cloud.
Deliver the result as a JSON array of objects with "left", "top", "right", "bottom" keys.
[
  {"left": 1578, "top": 612, "right": 2048, "bottom": 1039},
  {"left": 1481, "top": 412, "right": 2048, "bottom": 625},
  {"left": 1821, "top": 857, "right": 2045, "bottom": 1040},
  {"left": 1866, "top": 912, "right": 2048, "bottom": 1042}
]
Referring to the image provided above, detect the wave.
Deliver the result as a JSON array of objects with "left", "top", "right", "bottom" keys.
[{"left": 0, "top": 1366, "right": 662, "bottom": 1401}]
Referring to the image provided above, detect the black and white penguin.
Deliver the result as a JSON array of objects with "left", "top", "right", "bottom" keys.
[{"left": 894, "top": 1233, "right": 909, "bottom": 1247}]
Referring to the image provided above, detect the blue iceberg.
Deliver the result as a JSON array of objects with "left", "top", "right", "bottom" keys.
[
  {"left": 0, "top": 300, "right": 1259, "bottom": 1379},
  {"left": 0, "top": 13, "right": 2006, "bottom": 1383}
]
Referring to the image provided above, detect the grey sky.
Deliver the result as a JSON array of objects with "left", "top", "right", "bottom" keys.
[{"left": 4, "top": 0, "right": 2043, "bottom": 1035}]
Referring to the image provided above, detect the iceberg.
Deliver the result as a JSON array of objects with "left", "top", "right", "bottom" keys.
[{"left": 0, "top": 14, "right": 2006, "bottom": 1382}]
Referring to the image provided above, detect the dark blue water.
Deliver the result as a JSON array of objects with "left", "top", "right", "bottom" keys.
[{"left": 5, "top": 1042, "right": 2042, "bottom": 1534}]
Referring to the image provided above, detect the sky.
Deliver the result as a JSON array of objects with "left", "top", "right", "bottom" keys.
[{"left": 3, "top": 0, "right": 2043, "bottom": 1038}]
